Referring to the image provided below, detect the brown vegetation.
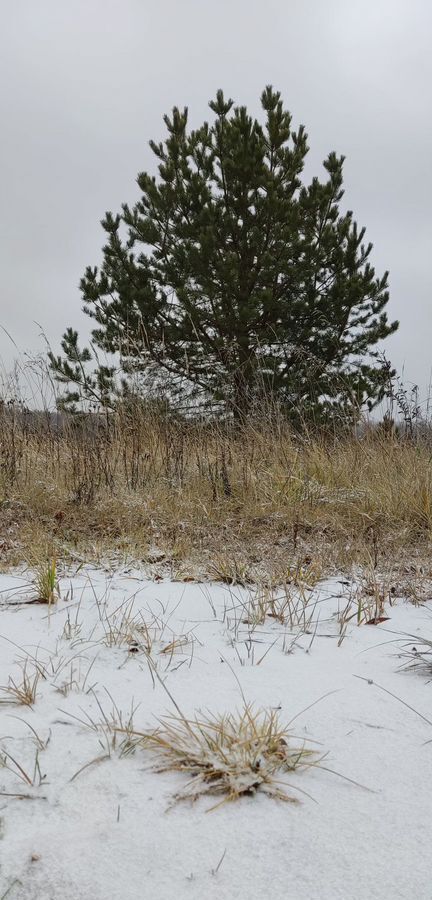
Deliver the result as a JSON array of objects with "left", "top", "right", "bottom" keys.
[{"left": 1, "top": 392, "right": 431, "bottom": 582}]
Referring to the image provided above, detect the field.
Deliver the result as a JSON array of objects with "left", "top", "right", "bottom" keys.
[
  {"left": 0, "top": 564, "right": 431, "bottom": 899},
  {"left": 1, "top": 398, "right": 432, "bottom": 579},
  {"left": 1, "top": 396, "right": 432, "bottom": 898}
]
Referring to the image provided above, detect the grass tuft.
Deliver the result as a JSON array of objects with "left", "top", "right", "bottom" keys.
[
  {"left": 33, "top": 558, "right": 59, "bottom": 605},
  {"left": 132, "top": 703, "right": 320, "bottom": 809},
  {"left": 400, "top": 637, "right": 432, "bottom": 676},
  {"left": 0, "top": 664, "right": 40, "bottom": 707}
]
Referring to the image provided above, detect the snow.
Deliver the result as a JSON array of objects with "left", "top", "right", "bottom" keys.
[{"left": 0, "top": 568, "right": 431, "bottom": 899}]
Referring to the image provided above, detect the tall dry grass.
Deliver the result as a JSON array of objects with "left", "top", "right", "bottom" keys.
[{"left": 0, "top": 363, "right": 431, "bottom": 577}]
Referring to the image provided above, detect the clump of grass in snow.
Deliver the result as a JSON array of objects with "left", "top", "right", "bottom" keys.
[
  {"left": 97, "top": 596, "right": 159, "bottom": 653},
  {"left": 0, "top": 745, "right": 46, "bottom": 788},
  {"left": 336, "top": 569, "right": 393, "bottom": 644},
  {"left": 208, "top": 554, "right": 252, "bottom": 586},
  {"left": 134, "top": 704, "right": 320, "bottom": 809},
  {"left": 67, "top": 693, "right": 141, "bottom": 780},
  {"left": 399, "top": 637, "right": 432, "bottom": 676},
  {"left": 33, "top": 558, "right": 59, "bottom": 605},
  {"left": 0, "top": 664, "right": 40, "bottom": 706}
]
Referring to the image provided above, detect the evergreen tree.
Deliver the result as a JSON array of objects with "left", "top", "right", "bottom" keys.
[{"left": 50, "top": 87, "right": 398, "bottom": 420}]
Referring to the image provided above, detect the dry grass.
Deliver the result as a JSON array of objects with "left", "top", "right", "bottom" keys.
[
  {"left": 223, "top": 583, "right": 317, "bottom": 637},
  {"left": 0, "top": 746, "right": 46, "bottom": 788},
  {"left": 1, "top": 391, "right": 432, "bottom": 580},
  {"left": 130, "top": 704, "right": 320, "bottom": 808},
  {"left": 399, "top": 636, "right": 432, "bottom": 676},
  {"left": 0, "top": 663, "right": 40, "bottom": 707},
  {"left": 32, "top": 558, "right": 59, "bottom": 604}
]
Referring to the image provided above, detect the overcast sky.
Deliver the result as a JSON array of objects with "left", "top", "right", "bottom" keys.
[{"left": 1, "top": 0, "right": 431, "bottom": 404}]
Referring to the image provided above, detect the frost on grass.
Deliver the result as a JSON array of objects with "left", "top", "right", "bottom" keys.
[{"left": 133, "top": 703, "right": 320, "bottom": 809}]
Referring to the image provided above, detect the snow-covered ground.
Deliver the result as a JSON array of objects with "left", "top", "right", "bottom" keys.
[{"left": 0, "top": 568, "right": 431, "bottom": 900}]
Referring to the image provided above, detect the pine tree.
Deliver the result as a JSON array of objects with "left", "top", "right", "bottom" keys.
[{"left": 50, "top": 86, "right": 398, "bottom": 420}]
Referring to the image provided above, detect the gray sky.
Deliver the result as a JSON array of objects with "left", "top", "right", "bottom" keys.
[{"left": 1, "top": 0, "right": 431, "bottom": 404}]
